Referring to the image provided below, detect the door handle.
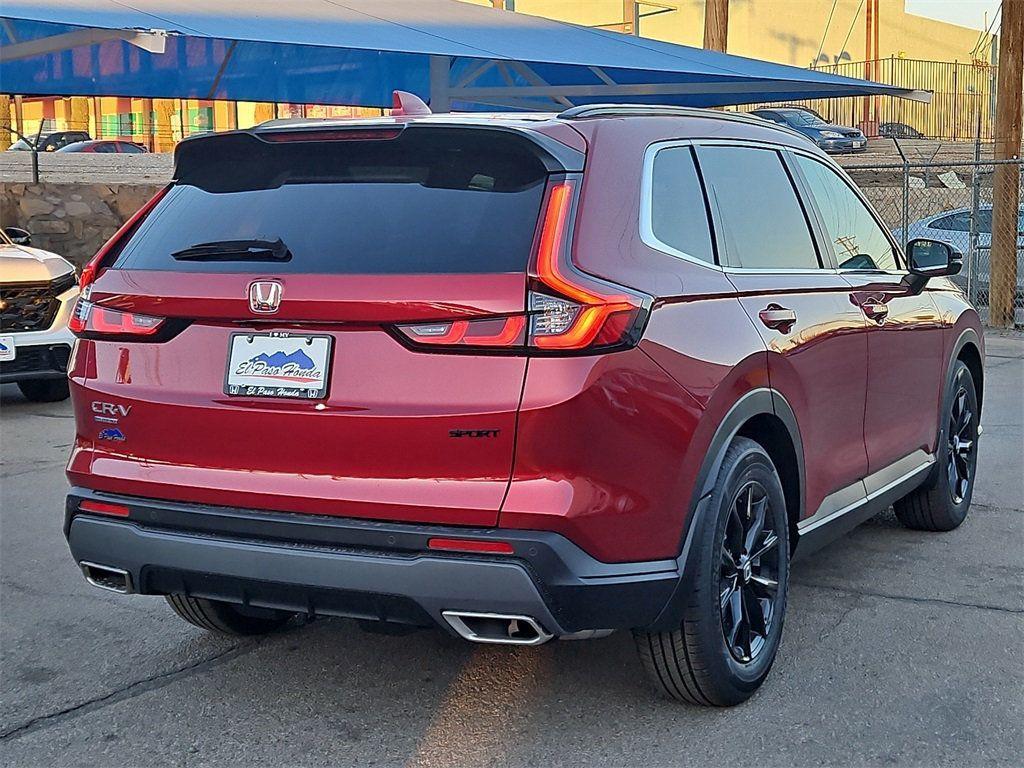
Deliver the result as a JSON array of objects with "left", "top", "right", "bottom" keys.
[
  {"left": 860, "top": 301, "right": 889, "bottom": 322},
  {"left": 758, "top": 304, "right": 797, "bottom": 332}
]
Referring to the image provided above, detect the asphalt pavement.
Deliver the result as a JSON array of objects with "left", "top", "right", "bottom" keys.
[{"left": 1, "top": 333, "right": 1021, "bottom": 767}]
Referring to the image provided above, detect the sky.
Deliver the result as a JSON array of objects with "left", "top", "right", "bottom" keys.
[{"left": 906, "top": 0, "right": 1001, "bottom": 32}]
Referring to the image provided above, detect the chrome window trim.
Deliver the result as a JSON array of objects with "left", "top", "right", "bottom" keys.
[
  {"left": 640, "top": 138, "right": 843, "bottom": 275},
  {"left": 639, "top": 139, "right": 719, "bottom": 269}
]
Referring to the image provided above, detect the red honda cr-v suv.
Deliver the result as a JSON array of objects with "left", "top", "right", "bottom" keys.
[{"left": 64, "top": 102, "right": 983, "bottom": 705}]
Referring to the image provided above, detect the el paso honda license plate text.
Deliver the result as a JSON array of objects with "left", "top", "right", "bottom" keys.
[{"left": 225, "top": 333, "right": 332, "bottom": 399}]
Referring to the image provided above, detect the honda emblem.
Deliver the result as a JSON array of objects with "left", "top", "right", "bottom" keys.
[{"left": 249, "top": 281, "right": 283, "bottom": 314}]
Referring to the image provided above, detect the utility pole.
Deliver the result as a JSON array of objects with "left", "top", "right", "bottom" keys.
[
  {"left": 990, "top": 0, "right": 1023, "bottom": 327},
  {"left": 624, "top": 1, "right": 640, "bottom": 35},
  {"left": 862, "top": 0, "right": 878, "bottom": 131},
  {"left": 703, "top": 0, "right": 729, "bottom": 52}
]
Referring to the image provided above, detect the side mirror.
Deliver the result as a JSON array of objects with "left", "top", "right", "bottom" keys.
[
  {"left": 903, "top": 238, "right": 962, "bottom": 293},
  {"left": 3, "top": 227, "right": 32, "bottom": 246}
]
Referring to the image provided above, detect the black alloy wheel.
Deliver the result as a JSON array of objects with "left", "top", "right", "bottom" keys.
[
  {"left": 719, "top": 480, "right": 781, "bottom": 663},
  {"left": 946, "top": 385, "right": 975, "bottom": 505}
]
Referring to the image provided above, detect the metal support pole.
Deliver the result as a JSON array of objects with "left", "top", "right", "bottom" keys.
[
  {"left": 894, "top": 138, "right": 909, "bottom": 251},
  {"left": 430, "top": 56, "right": 451, "bottom": 112},
  {"left": 32, "top": 119, "right": 43, "bottom": 184},
  {"left": 968, "top": 110, "right": 982, "bottom": 303}
]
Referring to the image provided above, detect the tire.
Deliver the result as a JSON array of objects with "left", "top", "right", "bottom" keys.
[
  {"left": 165, "top": 594, "right": 294, "bottom": 636},
  {"left": 894, "top": 360, "right": 979, "bottom": 532},
  {"left": 635, "top": 437, "right": 790, "bottom": 706},
  {"left": 17, "top": 378, "right": 70, "bottom": 402}
]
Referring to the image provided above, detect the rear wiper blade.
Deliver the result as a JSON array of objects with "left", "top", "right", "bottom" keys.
[{"left": 171, "top": 238, "right": 292, "bottom": 262}]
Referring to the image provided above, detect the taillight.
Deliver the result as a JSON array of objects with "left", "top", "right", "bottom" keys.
[
  {"left": 69, "top": 301, "right": 165, "bottom": 339},
  {"left": 79, "top": 184, "right": 171, "bottom": 291},
  {"left": 393, "top": 177, "right": 650, "bottom": 355},
  {"left": 528, "top": 180, "right": 648, "bottom": 351},
  {"left": 396, "top": 315, "right": 527, "bottom": 348}
]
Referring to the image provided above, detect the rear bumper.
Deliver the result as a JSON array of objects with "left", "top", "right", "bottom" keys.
[{"left": 64, "top": 488, "right": 682, "bottom": 636}]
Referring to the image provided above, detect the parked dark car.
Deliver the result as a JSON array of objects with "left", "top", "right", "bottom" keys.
[
  {"left": 64, "top": 100, "right": 982, "bottom": 706},
  {"left": 774, "top": 104, "right": 824, "bottom": 120},
  {"left": 879, "top": 121, "right": 925, "bottom": 139},
  {"left": 8, "top": 131, "right": 90, "bottom": 152},
  {"left": 751, "top": 107, "right": 867, "bottom": 153},
  {"left": 57, "top": 140, "right": 148, "bottom": 154}
]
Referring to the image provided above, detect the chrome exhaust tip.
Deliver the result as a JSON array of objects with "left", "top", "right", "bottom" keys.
[
  {"left": 442, "top": 611, "right": 553, "bottom": 646},
  {"left": 80, "top": 561, "right": 133, "bottom": 594}
]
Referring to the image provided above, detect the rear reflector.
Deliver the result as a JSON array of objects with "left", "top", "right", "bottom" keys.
[
  {"left": 427, "top": 538, "right": 515, "bottom": 555},
  {"left": 79, "top": 500, "right": 131, "bottom": 518}
]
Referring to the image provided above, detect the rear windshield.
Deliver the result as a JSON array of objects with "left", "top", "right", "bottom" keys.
[{"left": 113, "top": 128, "right": 549, "bottom": 274}]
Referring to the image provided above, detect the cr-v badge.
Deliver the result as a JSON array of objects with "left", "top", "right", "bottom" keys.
[{"left": 249, "top": 281, "right": 283, "bottom": 314}]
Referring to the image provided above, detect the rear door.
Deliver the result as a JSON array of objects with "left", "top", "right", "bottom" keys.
[
  {"left": 695, "top": 143, "right": 871, "bottom": 521},
  {"left": 72, "top": 127, "right": 556, "bottom": 526}
]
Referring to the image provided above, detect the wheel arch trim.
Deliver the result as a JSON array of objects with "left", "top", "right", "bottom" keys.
[
  {"left": 947, "top": 326, "right": 983, "bottom": 415},
  {"left": 649, "top": 387, "right": 804, "bottom": 630}
]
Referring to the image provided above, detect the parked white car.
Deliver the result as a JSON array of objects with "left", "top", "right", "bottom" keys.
[
  {"left": 0, "top": 227, "right": 79, "bottom": 401},
  {"left": 892, "top": 205, "right": 1024, "bottom": 301}
]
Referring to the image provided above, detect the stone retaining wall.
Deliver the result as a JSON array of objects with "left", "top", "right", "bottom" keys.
[{"left": 0, "top": 182, "right": 162, "bottom": 267}]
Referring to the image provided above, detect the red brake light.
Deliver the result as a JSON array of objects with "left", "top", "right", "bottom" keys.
[
  {"left": 79, "top": 500, "right": 131, "bottom": 518},
  {"left": 260, "top": 128, "right": 403, "bottom": 143},
  {"left": 69, "top": 301, "right": 164, "bottom": 338},
  {"left": 80, "top": 185, "right": 170, "bottom": 291}
]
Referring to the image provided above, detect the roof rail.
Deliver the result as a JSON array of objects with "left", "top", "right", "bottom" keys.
[
  {"left": 558, "top": 104, "right": 775, "bottom": 126},
  {"left": 556, "top": 103, "right": 810, "bottom": 141},
  {"left": 558, "top": 104, "right": 717, "bottom": 120}
]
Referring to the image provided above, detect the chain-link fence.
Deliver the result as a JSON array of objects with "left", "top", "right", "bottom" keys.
[{"left": 847, "top": 158, "right": 1023, "bottom": 325}]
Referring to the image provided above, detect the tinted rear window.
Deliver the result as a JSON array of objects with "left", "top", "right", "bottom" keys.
[
  {"left": 697, "top": 145, "right": 820, "bottom": 270},
  {"left": 113, "top": 128, "right": 549, "bottom": 274}
]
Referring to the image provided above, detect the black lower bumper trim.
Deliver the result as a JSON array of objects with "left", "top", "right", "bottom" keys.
[
  {"left": 0, "top": 343, "right": 71, "bottom": 383},
  {"left": 65, "top": 489, "right": 681, "bottom": 634}
]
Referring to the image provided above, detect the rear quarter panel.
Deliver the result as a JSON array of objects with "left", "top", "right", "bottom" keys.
[{"left": 502, "top": 115, "right": 780, "bottom": 561}]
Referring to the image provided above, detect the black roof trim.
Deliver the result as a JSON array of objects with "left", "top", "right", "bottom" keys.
[{"left": 558, "top": 103, "right": 810, "bottom": 143}]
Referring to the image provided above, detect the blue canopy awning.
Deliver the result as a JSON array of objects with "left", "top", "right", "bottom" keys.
[{"left": 0, "top": 0, "right": 931, "bottom": 111}]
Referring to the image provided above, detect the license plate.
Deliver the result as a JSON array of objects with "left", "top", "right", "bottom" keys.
[
  {"left": 0, "top": 335, "right": 14, "bottom": 362},
  {"left": 855, "top": 140, "right": 865, "bottom": 147},
  {"left": 224, "top": 332, "right": 332, "bottom": 399}
]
